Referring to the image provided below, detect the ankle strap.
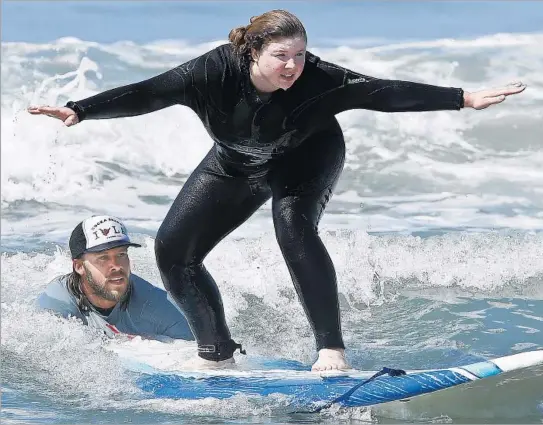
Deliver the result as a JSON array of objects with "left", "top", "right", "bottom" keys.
[{"left": 198, "top": 339, "right": 246, "bottom": 361}]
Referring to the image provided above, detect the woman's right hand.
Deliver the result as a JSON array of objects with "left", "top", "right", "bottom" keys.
[{"left": 27, "top": 105, "right": 80, "bottom": 127}]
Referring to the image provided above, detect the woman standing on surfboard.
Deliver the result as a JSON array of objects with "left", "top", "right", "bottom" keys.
[{"left": 28, "top": 9, "right": 526, "bottom": 372}]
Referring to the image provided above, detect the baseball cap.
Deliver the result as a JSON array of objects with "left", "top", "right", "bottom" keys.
[{"left": 69, "top": 215, "right": 142, "bottom": 259}]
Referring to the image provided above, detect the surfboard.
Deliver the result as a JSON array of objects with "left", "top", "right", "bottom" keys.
[{"left": 118, "top": 348, "right": 543, "bottom": 412}]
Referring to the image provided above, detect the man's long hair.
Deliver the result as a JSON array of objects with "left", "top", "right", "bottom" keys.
[{"left": 65, "top": 270, "right": 91, "bottom": 312}]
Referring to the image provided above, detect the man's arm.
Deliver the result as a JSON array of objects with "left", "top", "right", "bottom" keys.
[{"left": 130, "top": 275, "right": 195, "bottom": 341}]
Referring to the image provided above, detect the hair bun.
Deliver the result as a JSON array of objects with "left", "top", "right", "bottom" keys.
[{"left": 228, "top": 26, "right": 248, "bottom": 47}]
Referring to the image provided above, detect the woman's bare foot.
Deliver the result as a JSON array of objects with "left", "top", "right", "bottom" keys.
[{"left": 311, "top": 348, "right": 351, "bottom": 372}]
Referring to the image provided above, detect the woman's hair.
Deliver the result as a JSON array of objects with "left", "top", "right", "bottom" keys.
[{"left": 228, "top": 9, "right": 307, "bottom": 63}]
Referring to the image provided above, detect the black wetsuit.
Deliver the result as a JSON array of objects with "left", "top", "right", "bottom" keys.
[{"left": 66, "top": 43, "right": 464, "bottom": 360}]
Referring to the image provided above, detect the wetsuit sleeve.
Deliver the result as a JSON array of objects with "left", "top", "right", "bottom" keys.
[
  {"left": 294, "top": 56, "right": 464, "bottom": 123},
  {"left": 65, "top": 47, "right": 229, "bottom": 122}
]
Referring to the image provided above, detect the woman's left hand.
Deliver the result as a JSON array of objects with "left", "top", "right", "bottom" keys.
[{"left": 463, "top": 81, "right": 526, "bottom": 110}]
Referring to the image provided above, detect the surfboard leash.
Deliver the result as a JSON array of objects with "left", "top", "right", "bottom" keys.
[{"left": 302, "top": 366, "right": 407, "bottom": 414}]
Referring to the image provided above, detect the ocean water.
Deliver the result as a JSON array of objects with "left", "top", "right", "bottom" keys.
[{"left": 2, "top": 2, "right": 543, "bottom": 424}]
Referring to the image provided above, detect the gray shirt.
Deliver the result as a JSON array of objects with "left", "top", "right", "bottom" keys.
[{"left": 37, "top": 273, "right": 194, "bottom": 341}]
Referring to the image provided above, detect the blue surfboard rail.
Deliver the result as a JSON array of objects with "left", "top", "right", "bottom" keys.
[
  {"left": 128, "top": 350, "right": 543, "bottom": 411},
  {"left": 136, "top": 368, "right": 472, "bottom": 409}
]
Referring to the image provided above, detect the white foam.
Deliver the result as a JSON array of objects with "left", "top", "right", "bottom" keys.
[
  {"left": 2, "top": 32, "right": 543, "bottom": 239},
  {"left": 2, "top": 226, "right": 542, "bottom": 416}
]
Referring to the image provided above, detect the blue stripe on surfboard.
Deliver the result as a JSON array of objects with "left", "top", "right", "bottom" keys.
[
  {"left": 341, "top": 369, "right": 471, "bottom": 407},
  {"left": 137, "top": 374, "right": 360, "bottom": 402},
  {"left": 136, "top": 369, "right": 473, "bottom": 408}
]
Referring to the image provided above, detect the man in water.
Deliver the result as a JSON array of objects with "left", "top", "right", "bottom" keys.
[{"left": 37, "top": 215, "right": 194, "bottom": 341}]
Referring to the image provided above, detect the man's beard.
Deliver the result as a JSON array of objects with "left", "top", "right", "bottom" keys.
[{"left": 83, "top": 264, "right": 127, "bottom": 302}]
